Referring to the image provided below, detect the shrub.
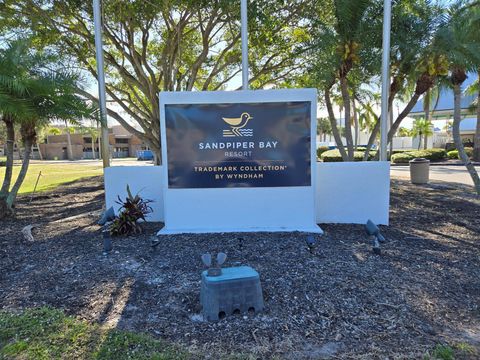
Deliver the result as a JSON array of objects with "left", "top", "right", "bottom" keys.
[
  {"left": 110, "top": 185, "right": 153, "bottom": 236},
  {"left": 447, "top": 150, "right": 458, "bottom": 159},
  {"left": 390, "top": 148, "right": 447, "bottom": 163},
  {"left": 391, "top": 149, "right": 415, "bottom": 155},
  {"left": 316, "top": 146, "right": 330, "bottom": 158},
  {"left": 0, "top": 160, "right": 5, "bottom": 167},
  {"left": 391, "top": 152, "right": 415, "bottom": 163},
  {"left": 448, "top": 147, "right": 473, "bottom": 160},
  {"left": 423, "top": 148, "right": 447, "bottom": 160},
  {"left": 320, "top": 149, "right": 376, "bottom": 162}
]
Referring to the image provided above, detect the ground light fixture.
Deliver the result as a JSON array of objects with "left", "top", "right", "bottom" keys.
[
  {"left": 365, "top": 219, "right": 386, "bottom": 255},
  {"left": 305, "top": 234, "right": 317, "bottom": 253},
  {"left": 98, "top": 206, "right": 115, "bottom": 226},
  {"left": 102, "top": 229, "right": 112, "bottom": 255}
]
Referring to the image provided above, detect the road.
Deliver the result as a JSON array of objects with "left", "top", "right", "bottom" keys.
[{"left": 390, "top": 165, "right": 480, "bottom": 185}]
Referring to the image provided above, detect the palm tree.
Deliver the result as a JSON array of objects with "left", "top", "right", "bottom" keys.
[
  {"left": 317, "top": 117, "right": 332, "bottom": 142},
  {"left": 398, "top": 127, "right": 412, "bottom": 137},
  {"left": 307, "top": 0, "right": 379, "bottom": 161},
  {"left": 362, "top": 0, "right": 444, "bottom": 160},
  {"left": 411, "top": 118, "right": 433, "bottom": 150},
  {"left": 436, "top": 2, "right": 480, "bottom": 193},
  {"left": 48, "top": 127, "right": 61, "bottom": 136},
  {"left": 80, "top": 125, "right": 99, "bottom": 159},
  {"left": 331, "top": 0, "right": 373, "bottom": 160},
  {"left": 0, "top": 39, "right": 94, "bottom": 217},
  {"left": 64, "top": 120, "right": 74, "bottom": 160}
]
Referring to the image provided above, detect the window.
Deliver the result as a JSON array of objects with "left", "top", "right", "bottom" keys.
[{"left": 115, "top": 138, "right": 129, "bottom": 144}]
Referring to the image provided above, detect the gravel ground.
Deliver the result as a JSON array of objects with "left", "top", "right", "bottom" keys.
[{"left": 1, "top": 176, "right": 479, "bottom": 359}]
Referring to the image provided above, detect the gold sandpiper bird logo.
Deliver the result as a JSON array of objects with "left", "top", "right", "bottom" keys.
[{"left": 222, "top": 112, "right": 253, "bottom": 137}]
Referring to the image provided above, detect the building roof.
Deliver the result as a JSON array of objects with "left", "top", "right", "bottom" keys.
[{"left": 410, "top": 73, "right": 477, "bottom": 116}]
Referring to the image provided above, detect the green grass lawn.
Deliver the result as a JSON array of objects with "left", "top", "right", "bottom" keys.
[
  {"left": 0, "top": 163, "right": 103, "bottom": 194},
  {"left": 0, "top": 308, "right": 189, "bottom": 359}
]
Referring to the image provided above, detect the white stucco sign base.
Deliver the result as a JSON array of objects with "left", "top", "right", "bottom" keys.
[
  {"left": 105, "top": 162, "right": 390, "bottom": 227},
  {"left": 157, "top": 89, "right": 322, "bottom": 234}
]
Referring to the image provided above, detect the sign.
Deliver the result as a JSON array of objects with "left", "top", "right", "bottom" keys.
[
  {"left": 158, "top": 89, "right": 321, "bottom": 234},
  {"left": 165, "top": 102, "right": 311, "bottom": 189}
]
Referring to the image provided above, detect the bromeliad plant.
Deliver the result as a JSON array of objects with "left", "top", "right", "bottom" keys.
[{"left": 109, "top": 185, "right": 153, "bottom": 236}]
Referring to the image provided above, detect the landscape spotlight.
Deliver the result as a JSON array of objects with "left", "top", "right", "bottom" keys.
[
  {"left": 305, "top": 235, "right": 317, "bottom": 252},
  {"left": 365, "top": 219, "right": 386, "bottom": 255},
  {"left": 102, "top": 229, "right": 112, "bottom": 255},
  {"left": 98, "top": 206, "right": 115, "bottom": 226}
]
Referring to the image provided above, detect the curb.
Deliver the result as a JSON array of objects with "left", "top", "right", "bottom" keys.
[{"left": 390, "top": 161, "right": 480, "bottom": 167}]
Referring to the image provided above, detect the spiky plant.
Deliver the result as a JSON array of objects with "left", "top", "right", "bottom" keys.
[{"left": 109, "top": 186, "right": 153, "bottom": 236}]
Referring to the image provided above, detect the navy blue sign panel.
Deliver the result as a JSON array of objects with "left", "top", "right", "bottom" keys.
[{"left": 165, "top": 101, "right": 311, "bottom": 188}]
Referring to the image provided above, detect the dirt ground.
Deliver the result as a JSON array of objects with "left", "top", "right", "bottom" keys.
[{"left": 1, "top": 177, "right": 479, "bottom": 359}]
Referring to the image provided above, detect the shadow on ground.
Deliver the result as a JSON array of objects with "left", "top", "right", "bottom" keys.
[{"left": 0, "top": 176, "right": 479, "bottom": 359}]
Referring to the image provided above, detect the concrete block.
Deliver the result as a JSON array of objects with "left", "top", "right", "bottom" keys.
[{"left": 200, "top": 266, "right": 264, "bottom": 321}]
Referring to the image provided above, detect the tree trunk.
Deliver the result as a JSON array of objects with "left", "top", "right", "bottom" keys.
[
  {"left": 0, "top": 115, "right": 15, "bottom": 195},
  {"left": 424, "top": 89, "right": 430, "bottom": 150},
  {"left": 6, "top": 135, "right": 33, "bottom": 211},
  {"left": 340, "top": 77, "right": 354, "bottom": 160},
  {"left": 474, "top": 69, "right": 480, "bottom": 162},
  {"left": 0, "top": 116, "right": 15, "bottom": 197},
  {"left": 452, "top": 83, "right": 480, "bottom": 194},
  {"left": 65, "top": 121, "right": 73, "bottom": 160},
  {"left": 364, "top": 78, "right": 400, "bottom": 161},
  {"left": 0, "top": 116, "right": 15, "bottom": 219},
  {"left": 363, "top": 118, "right": 380, "bottom": 161},
  {"left": 389, "top": 108, "right": 393, "bottom": 155},
  {"left": 353, "top": 99, "right": 359, "bottom": 150},
  {"left": 91, "top": 138, "right": 96, "bottom": 159},
  {"left": 368, "top": 93, "right": 422, "bottom": 161},
  {"left": 369, "top": 73, "right": 434, "bottom": 161},
  {"left": 388, "top": 93, "right": 421, "bottom": 145},
  {"left": 324, "top": 87, "right": 348, "bottom": 161}
]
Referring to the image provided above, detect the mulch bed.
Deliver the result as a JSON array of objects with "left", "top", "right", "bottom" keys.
[{"left": 1, "top": 176, "right": 479, "bottom": 359}]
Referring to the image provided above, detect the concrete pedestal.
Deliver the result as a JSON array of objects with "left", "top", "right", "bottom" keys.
[{"left": 200, "top": 266, "right": 264, "bottom": 321}]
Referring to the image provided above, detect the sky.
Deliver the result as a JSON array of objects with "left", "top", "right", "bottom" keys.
[{"left": 88, "top": 0, "right": 471, "bottom": 132}]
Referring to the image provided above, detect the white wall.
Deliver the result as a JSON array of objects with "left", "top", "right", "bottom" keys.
[
  {"left": 104, "top": 166, "right": 164, "bottom": 221},
  {"left": 412, "top": 135, "right": 433, "bottom": 150},
  {"left": 433, "top": 133, "right": 448, "bottom": 148},
  {"left": 105, "top": 162, "right": 390, "bottom": 227},
  {"left": 392, "top": 136, "right": 413, "bottom": 150},
  {"left": 316, "top": 162, "right": 390, "bottom": 225}
]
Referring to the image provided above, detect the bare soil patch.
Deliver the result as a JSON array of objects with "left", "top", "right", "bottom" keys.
[{"left": 1, "top": 176, "right": 479, "bottom": 359}]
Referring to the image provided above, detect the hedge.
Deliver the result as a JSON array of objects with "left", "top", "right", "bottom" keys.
[
  {"left": 447, "top": 147, "right": 473, "bottom": 160},
  {"left": 391, "top": 149, "right": 415, "bottom": 155},
  {"left": 320, "top": 149, "right": 376, "bottom": 162},
  {"left": 316, "top": 146, "right": 330, "bottom": 158},
  {"left": 390, "top": 153, "right": 416, "bottom": 163},
  {"left": 390, "top": 148, "right": 447, "bottom": 164}
]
